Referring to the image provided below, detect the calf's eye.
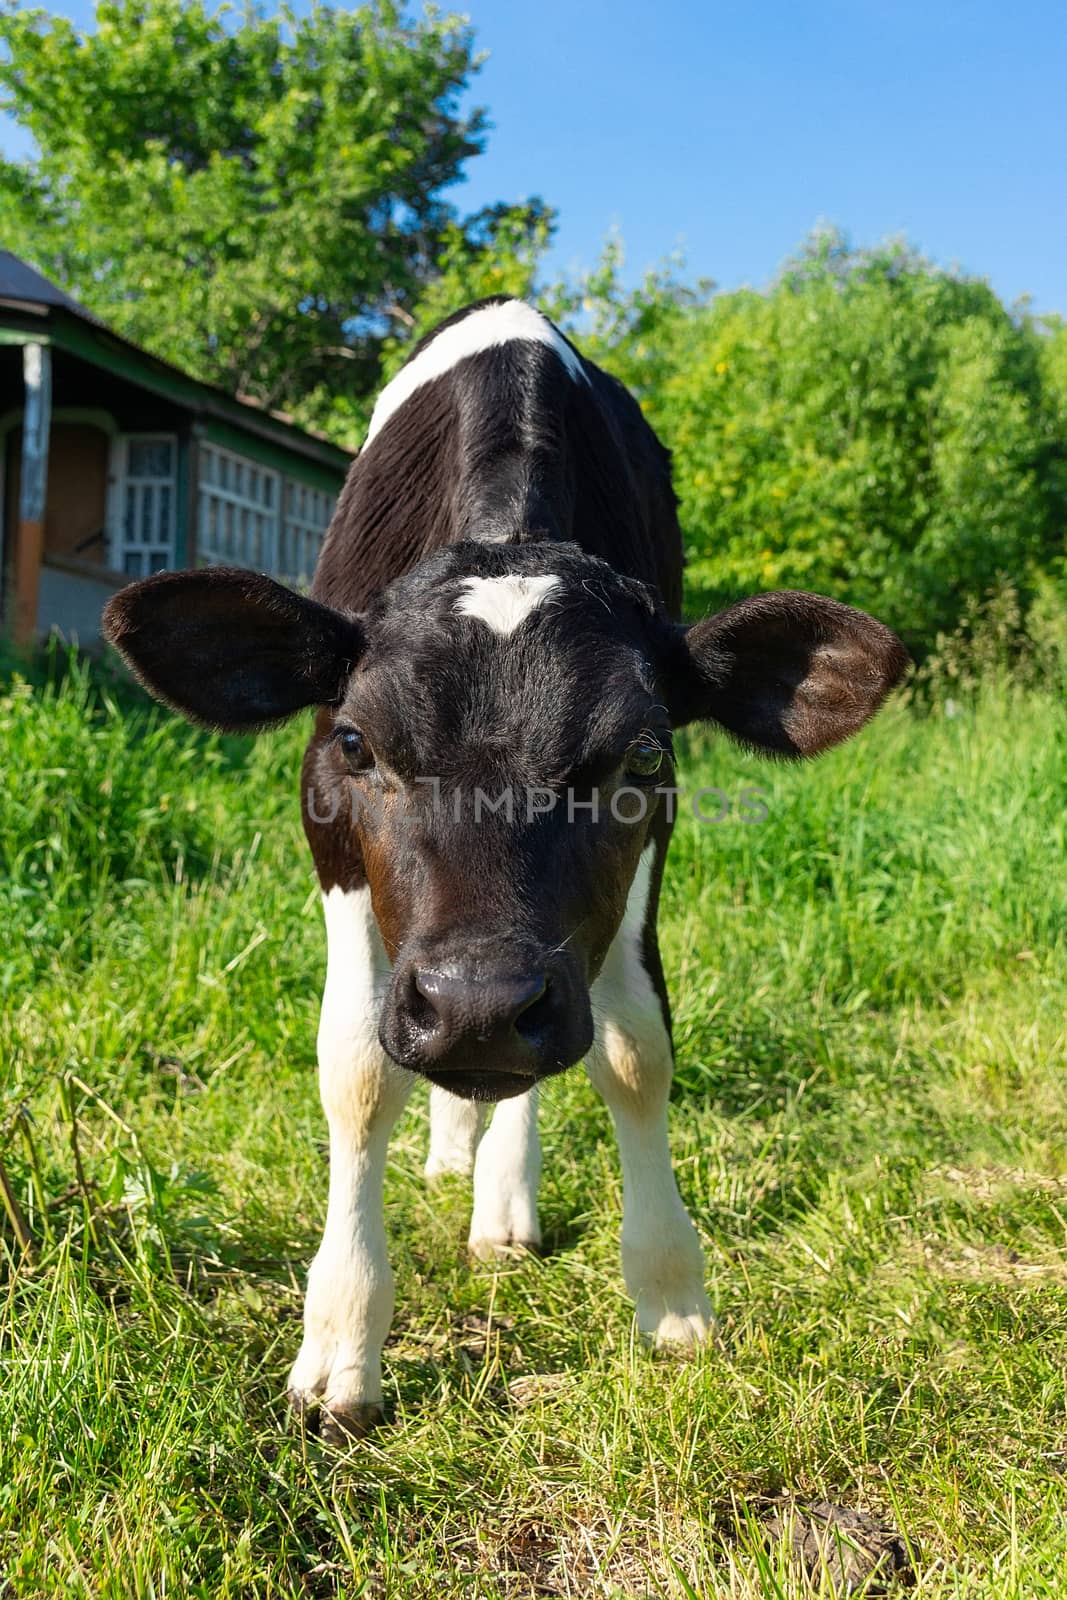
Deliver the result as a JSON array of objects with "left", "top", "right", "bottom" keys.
[
  {"left": 338, "top": 728, "right": 371, "bottom": 770},
  {"left": 626, "top": 739, "right": 665, "bottom": 779}
]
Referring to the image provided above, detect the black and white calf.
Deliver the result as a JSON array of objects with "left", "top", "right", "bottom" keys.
[{"left": 104, "top": 298, "right": 907, "bottom": 1440}]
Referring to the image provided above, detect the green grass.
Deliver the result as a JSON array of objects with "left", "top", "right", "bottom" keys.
[{"left": 2, "top": 643, "right": 1066, "bottom": 1597}]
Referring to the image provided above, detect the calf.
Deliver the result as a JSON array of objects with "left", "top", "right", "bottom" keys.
[{"left": 103, "top": 298, "right": 906, "bottom": 1440}]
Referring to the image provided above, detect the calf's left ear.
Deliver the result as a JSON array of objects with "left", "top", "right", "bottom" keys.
[
  {"left": 664, "top": 591, "right": 909, "bottom": 756},
  {"left": 102, "top": 567, "right": 365, "bottom": 732}
]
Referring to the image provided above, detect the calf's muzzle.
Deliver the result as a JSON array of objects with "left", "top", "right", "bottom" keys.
[{"left": 381, "top": 944, "right": 593, "bottom": 1101}]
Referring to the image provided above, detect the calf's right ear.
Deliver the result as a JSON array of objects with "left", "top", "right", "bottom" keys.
[
  {"left": 663, "top": 590, "right": 909, "bottom": 756},
  {"left": 102, "top": 567, "right": 365, "bottom": 732}
]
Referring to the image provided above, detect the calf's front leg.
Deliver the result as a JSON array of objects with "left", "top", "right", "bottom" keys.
[
  {"left": 469, "top": 1086, "right": 541, "bottom": 1257},
  {"left": 288, "top": 886, "right": 412, "bottom": 1440},
  {"left": 424, "top": 1085, "right": 486, "bottom": 1178},
  {"left": 587, "top": 847, "right": 711, "bottom": 1347},
  {"left": 425, "top": 1081, "right": 541, "bottom": 1256}
]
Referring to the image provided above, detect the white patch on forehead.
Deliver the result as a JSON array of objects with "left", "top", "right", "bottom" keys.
[
  {"left": 363, "top": 301, "right": 589, "bottom": 448},
  {"left": 454, "top": 573, "right": 562, "bottom": 636}
]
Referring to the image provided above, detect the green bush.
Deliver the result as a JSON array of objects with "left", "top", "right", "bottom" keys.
[{"left": 558, "top": 232, "right": 1066, "bottom": 648}]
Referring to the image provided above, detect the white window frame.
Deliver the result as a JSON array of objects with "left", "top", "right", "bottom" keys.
[
  {"left": 109, "top": 433, "right": 178, "bottom": 577},
  {"left": 280, "top": 480, "right": 335, "bottom": 587},
  {"left": 197, "top": 443, "right": 280, "bottom": 573}
]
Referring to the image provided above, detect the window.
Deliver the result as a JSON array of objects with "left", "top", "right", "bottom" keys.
[
  {"left": 280, "top": 481, "right": 335, "bottom": 587},
  {"left": 196, "top": 442, "right": 336, "bottom": 585},
  {"left": 114, "top": 435, "right": 177, "bottom": 577},
  {"left": 197, "top": 444, "right": 279, "bottom": 572}
]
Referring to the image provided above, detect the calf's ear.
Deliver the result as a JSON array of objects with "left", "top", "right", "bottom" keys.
[
  {"left": 664, "top": 590, "right": 909, "bottom": 756},
  {"left": 102, "top": 567, "right": 365, "bottom": 732}
]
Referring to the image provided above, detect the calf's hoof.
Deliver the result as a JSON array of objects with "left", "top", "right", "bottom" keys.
[
  {"left": 287, "top": 1387, "right": 384, "bottom": 1443},
  {"left": 651, "top": 1306, "right": 715, "bottom": 1351},
  {"left": 320, "top": 1401, "right": 384, "bottom": 1445},
  {"left": 633, "top": 1279, "right": 715, "bottom": 1351},
  {"left": 469, "top": 1234, "right": 541, "bottom": 1262}
]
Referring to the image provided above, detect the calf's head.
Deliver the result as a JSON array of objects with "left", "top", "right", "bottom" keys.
[{"left": 103, "top": 543, "right": 907, "bottom": 1100}]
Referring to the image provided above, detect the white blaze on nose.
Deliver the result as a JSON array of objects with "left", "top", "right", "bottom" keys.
[{"left": 454, "top": 573, "right": 561, "bottom": 636}]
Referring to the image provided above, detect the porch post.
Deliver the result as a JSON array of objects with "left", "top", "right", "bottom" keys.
[{"left": 13, "top": 342, "right": 52, "bottom": 645}]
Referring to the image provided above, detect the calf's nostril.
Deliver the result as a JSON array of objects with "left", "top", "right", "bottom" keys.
[
  {"left": 511, "top": 973, "right": 548, "bottom": 1013},
  {"left": 407, "top": 968, "right": 441, "bottom": 1032},
  {"left": 513, "top": 975, "right": 553, "bottom": 1040}
]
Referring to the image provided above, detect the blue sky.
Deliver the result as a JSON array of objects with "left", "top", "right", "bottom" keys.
[
  {"left": 3, "top": 0, "right": 1065, "bottom": 314},
  {"left": 456, "top": 0, "right": 1066, "bottom": 314}
]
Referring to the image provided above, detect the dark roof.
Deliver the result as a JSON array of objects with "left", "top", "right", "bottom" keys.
[
  {"left": 0, "top": 250, "right": 354, "bottom": 474},
  {"left": 0, "top": 250, "right": 96, "bottom": 317}
]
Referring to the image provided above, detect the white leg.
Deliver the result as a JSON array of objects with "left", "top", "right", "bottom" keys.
[
  {"left": 468, "top": 1086, "right": 542, "bottom": 1258},
  {"left": 288, "top": 886, "right": 413, "bottom": 1436},
  {"left": 425, "top": 1086, "right": 487, "bottom": 1178},
  {"left": 587, "top": 846, "right": 711, "bottom": 1347}
]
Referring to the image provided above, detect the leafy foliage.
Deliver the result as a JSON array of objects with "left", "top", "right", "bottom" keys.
[
  {"left": 0, "top": 0, "right": 548, "bottom": 434},
  {"left": 375, "top": 205, "right": 555, "bottom": 382},
  {"left": 570, "top": 232, "right": 1065, "bottom": 643}
]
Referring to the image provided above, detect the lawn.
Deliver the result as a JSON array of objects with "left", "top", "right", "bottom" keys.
[{"left": 1, "top": 641, "right": 1066, "bottom": 1598}]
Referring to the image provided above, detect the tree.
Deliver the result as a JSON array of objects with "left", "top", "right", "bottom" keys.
[
  {"left": 603, "top": 231, "right": 1063, "bottom": 643},
  {"left": 1036, "top": 316, "right": 1067, "bottom": 546},
  {"left": 313, "top": 198, "right": 555, "bottom": 439},
  {"left": 0, "top": 0, "right": 548, "bottom": 440}
]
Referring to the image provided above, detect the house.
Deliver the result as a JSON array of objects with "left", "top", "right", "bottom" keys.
[{"left": 0, "top": 251, "right": 354, "bottom": 645}]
